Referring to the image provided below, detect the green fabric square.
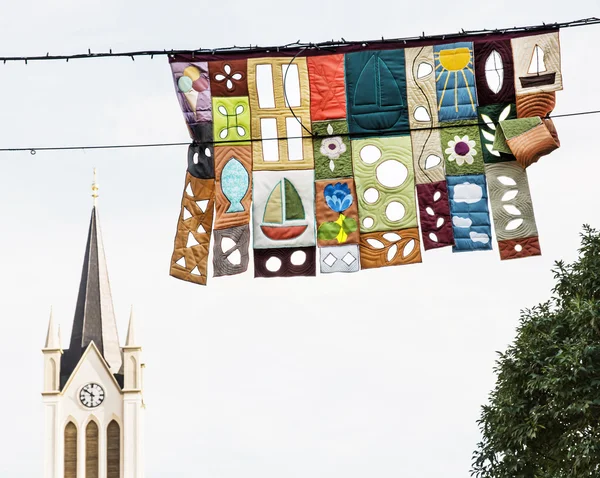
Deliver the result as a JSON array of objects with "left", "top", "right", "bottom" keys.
[
  {"left": 212, "top": 96, "right": 251, "bottom": 145},
  {"left": 312, "top": 120, "right": 353, "bottom": 180},
  {"left": 478, "top": 103, "right": 517, "bottom": 163},
  {"left": 441, "top": 120, "right": 485, "bottom": 176}
]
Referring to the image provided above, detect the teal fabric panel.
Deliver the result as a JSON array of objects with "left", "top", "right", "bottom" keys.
[{"left": 345, "top": 50, "right": 408, "bottom": 137}]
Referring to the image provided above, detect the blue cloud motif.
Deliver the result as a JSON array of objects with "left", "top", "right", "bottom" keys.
[{"left": 324, "top": 182, "right": 353, "bottom": 213}]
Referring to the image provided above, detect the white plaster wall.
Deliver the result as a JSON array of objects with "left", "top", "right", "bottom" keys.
[{"left": 59, "top": 347, "right": 124, "bottom": 478}]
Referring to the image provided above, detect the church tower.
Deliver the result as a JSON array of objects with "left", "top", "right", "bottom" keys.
[{"left": 42, "top": 172, "right": 144, "bottom": 478}]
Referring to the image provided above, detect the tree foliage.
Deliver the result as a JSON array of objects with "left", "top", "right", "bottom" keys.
[{"left": 472, "top": 225, "right": 600, "bottom": 478}]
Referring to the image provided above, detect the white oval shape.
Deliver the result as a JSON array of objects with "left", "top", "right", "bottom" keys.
[
  {"left": 429, "top": 232, "right": 439, "bottom": 242},
  {"left": 386, "top": 201, "right": 406, "bottom": 222},
  {"left": 425, "top": 155, "right": 441, "bottom": 170},
  {"left": 266, "top": 257, "right": 282, "bottom": 272},
  {"left": 383, "top": 233, "right": 401, "bottom": 242},
  {"left": 514, "top": 244, "right": 523, "bottom": 252},
  {"left": 204, "top": 147, "right": 212, "bottom": 157},
  {"left": 235, "top": 104, "right": 245, "bottom": 115},
  {"left": 426, "top": 207, "right": 435, "bottom": 216},
  {"left": 290, "top": 250, "right": 306, "bottom": 265},
  {"left": 403, "top": 239, "right": 416, "bottom": 257},
  {"left": 363, "top": 188, "right": 379, "bottom": 204},
  {"left": 433, "top": 191, "right": 441, "bottom": 201},
  {"left": 387, "top": 244, "right": 398, "bottom": 262},
  {"left": 362, "top": 217, "right": 374, "bottom": 228},
  {"left": 221, "top": 237, "right": 236, "bottom": 252},
  {"left": 485, "top": 50, "right": 504, "bottom": 94},
  {"left": 219, "top": 128, "right": 228, "bottom": 139},
  {"left": 501, "top": 190, "right": 518, "bottom": 202},
  {"left": 227, "top": 249, "right": 242, "bottom": 265},
  {"left": 417, "top": 62, "right": 433, "bottom": 79},
  {"left": 193, "top": 152, "right": 199, "bottom": 164},
  {"left": 218, "top": 105, "right": 228, "bottom": 116},
  {"left": 360, "top": 144, "right": 382, "bottom": 164},
  {"left": 366, "top": 238, "right": 385, "bottom": 249},
  {"left": 506, "top": 218, "right": 524, "bottom": 231},
  {"left": 414, "top": 106, "right": 431, "bottom": 122},
  {"left": 436, "top": 217, "right": 444, "bottom": 228},
  {"left": 376, "top": 160, "right": 408, "bottom": 188},
  {"left": 503, "top": 205, "right": 521, "bottom": 216},
  {"left": 497, "top": 176, "right": 517, "bottom": 186}
]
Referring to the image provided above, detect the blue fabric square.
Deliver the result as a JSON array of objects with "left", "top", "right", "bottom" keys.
[
  {"left": 447, "top": 174, "right": 492, "bottom": 252},
  {"left": 434, "top": 42, "right": 478, "bottom": 122}
]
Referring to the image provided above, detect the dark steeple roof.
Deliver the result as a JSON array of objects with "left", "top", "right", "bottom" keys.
[{"left": 61, "top": 206, "right": 122, "bottom": 387}]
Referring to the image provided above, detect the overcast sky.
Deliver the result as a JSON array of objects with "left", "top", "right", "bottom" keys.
[{"left": 0, "top": 2, "right": 599, "bottom": 477}]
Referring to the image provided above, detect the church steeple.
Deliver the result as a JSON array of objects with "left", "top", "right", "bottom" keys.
[{"left": 62, "top": 171, "right": 122, "bottom": 382}]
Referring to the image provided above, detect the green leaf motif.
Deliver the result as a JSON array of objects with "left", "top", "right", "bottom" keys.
[
  {"left": 342, "top": 217, "right": 357, "bottom": 234},
  {"left": 317, "top": 222, "right": 341, "bottom": 240}
]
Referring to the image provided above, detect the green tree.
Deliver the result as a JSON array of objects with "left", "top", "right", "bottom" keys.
[{"left": 472, "top": 226, "right": 600, "bottom": 478}]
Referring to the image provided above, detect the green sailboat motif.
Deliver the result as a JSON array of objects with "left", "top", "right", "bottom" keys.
[{"left": 261, "top": 178, "right": 307, "bottom": 240}]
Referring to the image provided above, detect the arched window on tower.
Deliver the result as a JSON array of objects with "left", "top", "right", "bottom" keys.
[
  {"left": 49, "top": 358, "right": 57, "bottom": 391},
  {"left": 64, "top": 422, "right": 77, "bottom": 478},
  {"left": 107, "top": 420, "right": 121, "bottom": 478},
  {"left": 86, "top": 421, "right": 99, "bottom": 478},
  {"left": 130, "top": 356, "right": 138, "bottom": 389}
]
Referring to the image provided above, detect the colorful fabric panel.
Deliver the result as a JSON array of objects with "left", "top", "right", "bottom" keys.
[
  {"left": 351, "top": 136, "right": 417, "bottom": 233},
  {"left": 166, "top": 27, "right": 563, "bottom": 285},
  {"left": 320, "top": 244, "right": 360, "bottom": 274},
  {"left": 447, "top": 174, "right": 492, "bottom": 252},
  {"left": 252, "top": 170, "right": 315, "bottom": 249},
  {"left": 434, "top": 42, "right": 478, "bottom": 122},
  {"left": 485, "top": 161, "right": 541, "bottom": 260},
  {"left": 416, "top": 181, "right": 454, "bottom": 250},
  {"left": 254, "top": 246, "right": 316, "bottom": 278},
  {"left": 170, "top": 174, "right": 215, "bottom": 285},
  {"left": 345, "top": 49, "right": 408, "bottom": 136}
]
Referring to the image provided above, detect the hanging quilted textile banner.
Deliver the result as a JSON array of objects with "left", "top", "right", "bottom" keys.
[{"left": 167, "top": 26, "right": 563, "bottom": 285}]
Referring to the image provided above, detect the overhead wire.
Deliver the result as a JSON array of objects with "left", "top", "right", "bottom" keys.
[
  {"left": 0, "top": 17, "right": 597, "bottom": 63},
  {"left": 2, "top": 109, "right": 599, "bottom": 155}
]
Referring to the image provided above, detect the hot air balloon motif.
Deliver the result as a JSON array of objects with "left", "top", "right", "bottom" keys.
[
  {"left": 221, "top": 158, "right": 249, "bottom": 213},
  {"left": 260, "top": 178, "right": 308, "bottom": 241}
]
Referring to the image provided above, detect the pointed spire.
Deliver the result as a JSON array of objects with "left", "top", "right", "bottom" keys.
[
  {"left": 125, "top": 306, "right": 136, "bottom": 347},
  {"left": 44, "top": 307, "right": 61, "bottom": 349},
  {"left": 63, "top": 170, "right": 122, "bottom": 377}
]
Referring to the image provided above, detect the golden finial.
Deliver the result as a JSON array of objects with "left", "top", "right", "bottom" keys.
[{"left": 91, "top": 168, "right": 99, "bottom": 206}]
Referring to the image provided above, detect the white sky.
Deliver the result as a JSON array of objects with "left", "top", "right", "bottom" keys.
[{"left": 0, "top": 1, "right": 598, "bottom": 477}]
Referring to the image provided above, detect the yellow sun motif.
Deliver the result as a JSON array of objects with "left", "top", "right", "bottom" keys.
[{"left": 434, "top": 47, "right": 476, "bottom": 113}]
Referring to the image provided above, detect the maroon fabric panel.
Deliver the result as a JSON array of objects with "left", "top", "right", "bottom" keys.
[
  {"left": 474, "top": 39, "right": 516, "bottom": 106},
  {"left": 254, "top": 247, "right": 316, "bottom": 278},
  {"left": 417, "top": 182, "right": 454, "bottom": 250}
]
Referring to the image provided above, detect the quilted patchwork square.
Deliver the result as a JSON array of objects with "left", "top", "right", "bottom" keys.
[
  {"left": 312, "top": 120, "right": 352, "bottom": 180},
  {"left": 351, "top": 136, "right": 417, "bottom": 233},
  {"left": 307, "top": 54, "right": 347, "bottom": 121},
  {"left": 447, "top": 174, "right": 492, "bottom": 252},
  {"left": 434, "top": 42, "right": 478, "bottom": 122},
  {"left": 315, "top": 179, "right": 360, "bottom": 247},
  {"left": 252, "top": 170, "right": 315, "bottom": 249},
  {"left": 345, "top": 49, "right": 408, "bottom": 137}
]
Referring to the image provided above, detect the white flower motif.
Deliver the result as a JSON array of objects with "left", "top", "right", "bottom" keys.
[
  {"left": 320, "top": 136, "right": 347, "bottom": 161},
  {"left": 445, "top": 135, "right": 477, "bottom": 166}
]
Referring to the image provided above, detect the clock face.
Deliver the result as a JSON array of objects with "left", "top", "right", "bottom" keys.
[{"left": 79, "top": 383, "right": 105, "bottom": 408}]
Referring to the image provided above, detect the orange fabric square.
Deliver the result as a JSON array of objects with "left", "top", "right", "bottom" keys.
[{"left": 307, "top": 54, "right": 347, "bottom": 121}]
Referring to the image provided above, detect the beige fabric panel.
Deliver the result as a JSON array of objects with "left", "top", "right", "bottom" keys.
[
  {"left": 512, "top": 32, "right": 562, "bottom": 95},
  {"left": 405, "top": 46, "right": 445, "bottom": 184},
  {"left": 405, "top": 45, "right": 439, "bottom": 128},
  {"left": 247, "top": 57, "right": 314, "bottom": 170},
  {"left": 485, "top": 161, "right": 538, "bottom": 241}
]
